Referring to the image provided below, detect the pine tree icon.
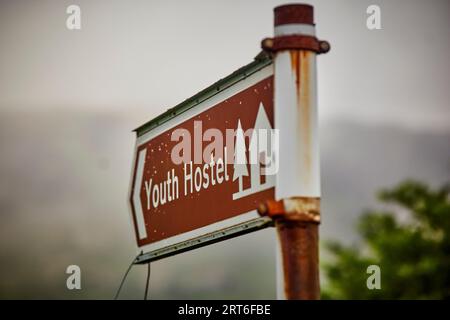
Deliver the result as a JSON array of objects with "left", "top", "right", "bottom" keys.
[
  {"left": 232, "top": 119, "right": 249, "bottom": 194},
  {"left": 232, "top": 103, "right": 276, "bottom": 201}
]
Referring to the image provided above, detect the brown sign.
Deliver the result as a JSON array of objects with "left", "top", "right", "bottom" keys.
[{"left": 129, "top": 65, "right": 275, "bottom": 260}]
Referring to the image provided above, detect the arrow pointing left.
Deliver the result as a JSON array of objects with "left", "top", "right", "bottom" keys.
[{"left": 132, "top": 148, "right": 148, "bottom": 240}]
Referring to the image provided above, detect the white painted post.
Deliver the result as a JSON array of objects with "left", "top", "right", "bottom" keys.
[{"left": 262, "top": 4, "right": 329, "bottom": 300}]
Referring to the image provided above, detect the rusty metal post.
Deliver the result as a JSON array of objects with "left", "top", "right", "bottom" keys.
[
  {"left": 259, "top": 4, "right": 329, "bottom": 300},
  {"left": 259, "top": 198, "right": 320, "bottom": 299}
]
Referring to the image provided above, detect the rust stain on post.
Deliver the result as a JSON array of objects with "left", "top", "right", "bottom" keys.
[
  {"left": 290, "top": 51, "right": 300, "bottom": 95},
  {"left": 300, "top": 50, "right": 312, "bottom": 182},
  {"left": 290, "top": 50, "right": 313, "bottom": 187},
  {"left": 258, "top": 196, "right": 321, "bottom": 299},
  {"left": 277, "top": 220, "right": 320, "bottom": 299}
]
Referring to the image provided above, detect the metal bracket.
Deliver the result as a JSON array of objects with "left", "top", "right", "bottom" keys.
[
  {"left": 261, "top": 36, "right": 330, "bottom": 55},
  {"left": 257, "top": 197, "right": 320, "bottom": 223}
]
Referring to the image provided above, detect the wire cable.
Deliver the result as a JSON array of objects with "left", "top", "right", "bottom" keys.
[
  {"left": 114, "top": 256, "right": 136, "bottom": 300},
  {"left": 144, "top": 262, "right": 151, "bottom": 300}
]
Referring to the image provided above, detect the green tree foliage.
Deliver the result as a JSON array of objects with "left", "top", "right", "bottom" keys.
[{"left": 322, "top": 180, "right": 450, "bottom": 299}]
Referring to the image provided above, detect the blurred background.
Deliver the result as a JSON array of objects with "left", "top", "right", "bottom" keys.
[{"left": 0, "top": 0, "right": 448, "bottom": 299}]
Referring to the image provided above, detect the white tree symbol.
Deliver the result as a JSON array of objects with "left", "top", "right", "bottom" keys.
[
  {"left": 232, "top": 103, "right": 276, "bottom": 200},
  {"left": 249, "top": 102, "right": 273, "bottom": 185},
  {"left": 233, "top": 119, "right": 249, "bottom": 193}
]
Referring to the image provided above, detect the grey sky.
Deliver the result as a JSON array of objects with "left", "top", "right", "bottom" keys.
[
  {"left": 1, "top": 0, "right": 449, "bottom": 131},
  {"left": 0, "top": 0, "right": 449, "bottom": 299}
]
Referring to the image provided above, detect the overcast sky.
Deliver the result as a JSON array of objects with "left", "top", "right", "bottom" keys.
[
  {"left": 0, "top": 0, "right": 449, "bottom": 299},
  {"left": 0, "top": 0, "right": 449, "bottom": 132}
]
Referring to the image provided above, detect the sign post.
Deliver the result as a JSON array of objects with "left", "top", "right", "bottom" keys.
[
  {"left": 128, "top": 3, "right": 329, "bottom": 300},
  {"left": 259, "top": 4, "right": 330, "bottom": 299}
]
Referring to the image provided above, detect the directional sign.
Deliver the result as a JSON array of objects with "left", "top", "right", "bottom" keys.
[{"left": 129, "top": 56, "right": 276, "bottom": 262}]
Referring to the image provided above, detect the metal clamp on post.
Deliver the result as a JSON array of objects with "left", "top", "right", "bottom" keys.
[
  {"left": 261, "top": 36, "right": 330, "bottom": 55},
  {"left": 258, "top": 197, "right": 320, "bottom": 224}
]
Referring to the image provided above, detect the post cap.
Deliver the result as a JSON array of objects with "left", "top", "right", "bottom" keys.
[{"left": 274, "top": 4, "right": 314, "bottom": 26}]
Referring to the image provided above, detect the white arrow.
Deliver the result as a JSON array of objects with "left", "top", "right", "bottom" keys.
[{"left": 133, "top": 148, "right": 147, "bottom": 240}]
